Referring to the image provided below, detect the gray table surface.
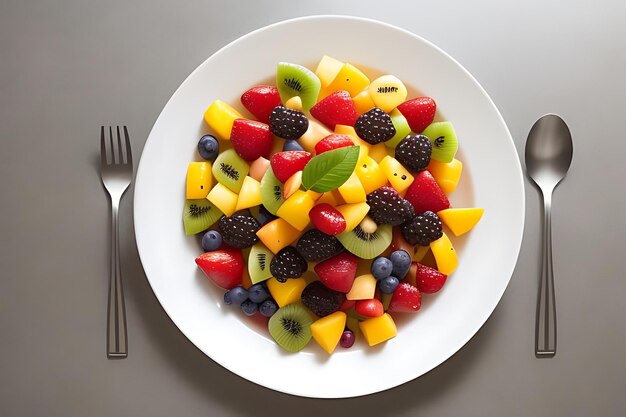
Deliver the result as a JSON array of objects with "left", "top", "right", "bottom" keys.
[{"left": 2, "top": 0, "right": 625, "bottom": 416}]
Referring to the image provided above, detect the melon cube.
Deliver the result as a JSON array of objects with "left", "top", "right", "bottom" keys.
[
  {"left": 203, "top": 100, "right": 243, "bottom": 140},
  {"left": 325, "top": 63, "right": 370, "bottom": 97},
  {"left": 300, "top": 120, "right": 333, "bottom": 153},
  {"left": 336, "top": 202, "right": 370, "bottom": 232},
  {"left": 346, "top": 274, "right": 377, "bottom": 300},
  {"left": 430, "top": 232, "right": 458, "bottom": 275},
  {"left": 186, "top": 162, "right": 213, "bottom": 199},
  {"left": 276, "top": 190, "right": 315, "bottom": 231},
  {"left": 359, "top": 313, "right": 397, "bottom": 346},
  {"left": 235, "top": 176, "right": 261, "bottom": 211},
  {"left": 379, "top": 155, "right": 414, "bottom": 194},
  {"left": 427, "top": 159, "right": 463, "bottom": 194},
  {"left": 437, "top": 208, "right": 484, "bottom": 236},
  {"left": 256, "top": 218, "right": 302, "bottom": 254},
  {"left": 337, "top": 173, "right": 366, "bottom": 204},
  {"left": 267, "top": 277, "right": 307, "bottom": 308},
  {"left": 355, "top": 156, "right": 387, "bottom": 194},
  {"left": 206, "top": 183, "right": 238, "bottom": 217},
  {"left": 315, "top": 55, "right": 344, "bottom": 87},
  {"left": 311, "top": 311, "right": 347, "bottom": 354},
  {"left": 249, "top": 157, "right": 270, "bottom": 182}
]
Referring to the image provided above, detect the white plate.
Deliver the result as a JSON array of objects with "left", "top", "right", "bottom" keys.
[{"left": 134, "top": 16, "right": 524, "bottom": 398}]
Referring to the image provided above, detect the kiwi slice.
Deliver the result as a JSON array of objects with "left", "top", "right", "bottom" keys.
[
  {"left": 268, "top": 302, "right": 315, "bottom": 352},
  {"left": 183, "top": 199, "right": 223, "bottom": 235},
  {"left": 259, "top": 167, "right": 285, "bottom": 215},
  {"left": 248, "top": 243, "right": 274, "bottom": 284},
  {"left": 336, "top": 224, "right": 392, "bottom": 259},
  {"left": 385, "top": 109, "right": 412, "bottom": 149},
  {"left": 276, "top": 62, "right": 321, "bottom": 111},
  {"left": 212, "top": 149, "right": 249, "bottom": 193},
  {"left": 422, "top": 121, "right": 458, "bottom": 163}
]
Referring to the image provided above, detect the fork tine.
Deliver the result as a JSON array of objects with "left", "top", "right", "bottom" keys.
[
  {"left": 116, "top": 126, "right": 124, "bottom": 165},
  {"left": 109, "top": 126, "right": 115, "bottom": 164},
  {"left": 100, "top": 126, "right": 107, "bottom": 166},
  {"left": 123, "top": 126, "right": 132, "bottom": 165}
]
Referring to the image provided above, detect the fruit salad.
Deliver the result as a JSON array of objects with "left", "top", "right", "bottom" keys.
[{"left": 184, "top": 56, "right": 484, "bottom": 354}]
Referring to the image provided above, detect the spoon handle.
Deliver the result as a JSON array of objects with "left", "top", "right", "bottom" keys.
[{"left": 536, "top": 191, "right": 556, "bottom": 357}]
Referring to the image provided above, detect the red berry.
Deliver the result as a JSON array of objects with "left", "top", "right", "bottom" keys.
[
  {"left": 388, "top": 282, "right": 421, "bottom": 313},
  {"left": 355, "top": 299, "right": 384, "bottom": 318},
  {"left": 230, "top": 119, "right": 273, "bottom": 161},
  {"left": 269, "top": 151, "right": 312, "bottom": 183},
  {"left": 314, "top": 252, "right": 358, "bottom": 293},
  {"left": 340, "top": 330, "right": 355, "bottom": 348},
  {"left": 240, "top": 85, "right": 282, "bottom": 123},
  {"left": 340, "top": 299, "right": 356, "bottom": 312},
  {"left": 396, "top": 97, "right": 436, "bottom": 133},
  {"left": 310, "top": 91, "right": 359, "bottom": 129},
  {"left": 404, "top": 170, "right": 450, "bottom": 214},
  {"left": 195, "top": 248, "right": 244, "bottom": 290},
  {"left": 314, "top": 134, "right": 354, "bottom": 155},
  {"left": 414, "top": 263, "right": 447, "bottom": 293},
  {"left": 309, "top": 203, "right": 347, "bottom": 235}
]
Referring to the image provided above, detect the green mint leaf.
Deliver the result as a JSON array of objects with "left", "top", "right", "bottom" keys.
[{"left": 301, "top": 146, "right": 360, "bottom": 192}]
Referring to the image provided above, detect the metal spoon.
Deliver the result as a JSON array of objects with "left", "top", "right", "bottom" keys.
[{"left": 525, "top": 114, "right": 573, "bottom": 358}]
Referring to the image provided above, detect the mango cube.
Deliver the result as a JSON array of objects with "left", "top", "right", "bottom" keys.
[
  {"left": 427, "top": 159, "right": 463, "bottom": 194},
  {"left": 267, "top": 277, "right": 307, "bottom": 308},
  {"left": 276, "top": 190, "right": 315, "bottom": 231},
  {"left": 379, "top": 155, "right": 414, "bottom": 194},
  {"left": 203, "top": 100, "right": 243, "bottom": 140},
  {"left": 311, "top": 311, "right": 347, "bottom": 354},
  {"left": 437, "top": 208, "right": 484, "bottom": 236},
  {"left": 337, "top": 173, "right": 366, "bottom": 204},
  {"left": 325, "top": 63, "right": 370, "bottom": 97},
  {"left": 235, "top": 176, "right": 261, "bottom": 211},
  {"left": 353, "top": 89, "right": 376, "bottom": 114},
  {"left": 336, "top": 202, "right": 370, "bottom": 232},
  {"left": 346, "top": 274, "right": 377, "bottom": 300},
  {"left": 186, "top": 162, "right": 213, "bottom": 199},
  {"left": 359, "top": 313, "right": 397, "bottom": 346},
  {"left": 256, "top": 218, "right": 301, "bottom": 254},
  {"left": 206, "top": 183, "right": 238, "bottom": 217},
  {"left": 430, "top": 232, "right": 458, "bottom": 275},
  {"left": 355, "top": 156, "right": 388, "bottom": 194}
]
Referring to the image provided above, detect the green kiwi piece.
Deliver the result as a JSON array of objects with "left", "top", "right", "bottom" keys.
[
  {"left": 248, "top": 243, "right": 274, "bottom": 284},
  {"left": 276, "top": 62, "right": 321, "bottom": 111},
  {"left": 385, "top": 109, "right": 412, "bottom": 149},
  {"left": 259, "top": 167, "right": 285, "bottom": 215},
  {"left": 183, "top": 199, "right": 223, "bottom": 235},
  {"left": 212, "top": 149, "right": 249, "bottom": 193},
  {"left": 336, "top": 224, "right": 392, "bottom": 259},
  {"left": 268, "top": 302, "right": 315, "bottom": 352},
  {"left": 422, "top": 121, "right": 458, "bottom": 163}
]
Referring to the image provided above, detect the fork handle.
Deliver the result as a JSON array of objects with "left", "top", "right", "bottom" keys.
[
  {"left": 107, "top": 202, "right": 128, "bottom": 358},
  {"left": 536, "top": 190, "right": 556, "bottom": 357}
]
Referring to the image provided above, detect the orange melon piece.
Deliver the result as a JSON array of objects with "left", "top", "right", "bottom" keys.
[
  {"left": 437, "top": 208, "right": 484, "bottom": 236},
  {"left": 311, "top": 311, "right": 347, "bottom": 354},
  {"left": 427, "top": 159, "right": 463, "bottom": 194},
  {"left": 276, "top": 190, "right": 315, "bottom": 231},
  {"left": 267, "top": 277, "right": 307, "bottom": 308},
  {"left": 359, "top": 313, "right": 397, "bottom": 346},
  {"left": 256, "top": 218, "right": 301, "bottom": 254}
]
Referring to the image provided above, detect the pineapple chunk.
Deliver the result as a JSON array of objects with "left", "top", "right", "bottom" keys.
[
  {"left": 379, "top": 155, "right": 414, "bottom": 194},
  {"left": 276, "top": 190, "right": 315, "bottom": 231},
  {"left": 337, "top": 173, "right": 366, "bottom": 204},
  {"left": 206, "top": 183, "right": 238, "bottom": 217},
  {"left": 256, "top": 218, "right": 301, "bottom": 254},
  {"left": 359, "top": 313, "right": 397, "bottom": 346},
  {"left": 203, "top": 100, "right": 243, "bottom": 140},
  {"left": 186, "top": 162, "right": 213, "bottom": 199},
  {"left": 437, "top": 208, "right": 484, "bottom": 236},
  {"left": 311, "top": 311, "right": 347, "bottom": 354},
  {"left": 267, "top": 277, "right": 307, "bottom": 308},
  {"left": 336, "top": 202, "right": 370, "bottom": 232}
]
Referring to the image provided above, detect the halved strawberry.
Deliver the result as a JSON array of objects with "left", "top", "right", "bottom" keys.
[
  {"left": 240, "top": 85, "right": 282, "bottom": 123},
  {"left": 355, "top": 299, "right": 384, "bottom": 318},
  {"left": 388, "top": 282, "right": 421, "bottom": 313},
  {"left": 404, "top": 170, "right": 450, "bottom": 214},
  {"left": 231, "top": 119, "right": 273, "bottom": 161},
  {"left": 309, "top": 203, "right": 346, "bottom": 235},
  {"left": 310, "top": 91, "right": 359, "bottom": 129},
  {"left": 314, "top": 251, "right": 358, "bottom": 293},
  {"left": 396, "top": 97, "right": 436, "bottom": 133},
  {"left": 414, "top": 263, "right": 447, "bottom": 293},
  {"left": 195, "top": 248, "right": 244, "bottom": 290},
  {"left": 314, "top": 134, "right": 355, "bottom": 155},
  {"left": 269, "top": 151, "right": 312, "bottom": 183}
]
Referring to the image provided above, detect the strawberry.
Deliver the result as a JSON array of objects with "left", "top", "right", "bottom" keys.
[
  {"left": 230, "top": 119, "right": 273, "bottom": 161},
  {"left": 340, "top": 299, "right": 356, "bottom": 312},
  {"left": 310, "top": 91, "right": 359, "bottom": 129},
  {"left": 396, "top": 97, "right": 436, "bottom": 133},
  {"left": 414, "top": 263, "right": 447, "bottom": 293},
  {"left": 314, "top": 252, "right": 358, "bottom": 293},
  {"left": 355, "top": 299, "right": 384, "bottom": 318},
  {"left": 195, "top": 248, "right": 244, "bottom": 290},
  {"left": 314, "top": 134, "right": 355, "bottom": 155},
  {"left": 388, "top": 282, "right": 422, "bottom": 313},
  {"left": 404, "top": 170, "right": 450, "bottom": 214},
  {"left": 309, "top": 203, "right": 347, "bottom": 235},
  {"left": 240, "top": 85, "right": 282, "bottom": 123},
  {"left": 270, "top": 151, "right": 312, "bottom": 183}
]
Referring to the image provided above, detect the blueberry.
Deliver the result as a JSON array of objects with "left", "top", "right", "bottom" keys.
[
  {"left": 248, "top": 283, "right": 270, "bottom": 303},
  {"left": 390, "top": 250, "right": 411, "bottom": 279},
  {"left": 379, "top": 276, "right": 399, "bottom": 294},
  {"left": 223, "top": 290, "right": 233, "bottom": 305},
  {"left": 198, "top": 135, "right": 219, "bottom": 161},
  {"left": 229, "top": 286, "right": 248, "bottom": 305},
  {"left": 256, "top": 205, "right": 277, "bottom": 226},
  {"left": 201, "top": 230, "right": 222, "bottom": 252},
  {"left": 371, "top": 257, "right": 393, "bottom": 280},
  {"left": 282, "top": 139, "right": 304, "bottom": 152},
  {"left": 259, "top": 299, "right": 278, "bottom": 317},
  {"left": 241, "top": 299, "right": 258, "bottom": 316}
]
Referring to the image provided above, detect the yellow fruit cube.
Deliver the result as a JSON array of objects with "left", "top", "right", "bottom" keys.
[
  {"left": 379, "top": 155, "right": 414, "bottom": 194},
  {"left": 311, "top": 311, "right": 347, "bottom": 354},
  {"left": 315, "top": 55, "right": 344, "bottom": 87},
  {"left": 346, "top": 274, "right": 377, "bottom": 300},
  {"left": 256, "top": 218, "right": 302, "bottom": 254},
  {"left": 368, "top": 143, "right": 390, "bottom": 163},
  {"left": 359, "top": 313, "right": 397, "bottom": 346},
  {"left": 276, "top": 190, "right": 315, "bottom": 231},
  {"left": 427, "top": 159, "right": 463, "bottom": 194},
  {"left": 305, "top": 190, "right": 323, "bottom": 201},
  {"left": 437, "top": 208, "right": 484, "bottom": 236},
  {"left": 355, "top": 156, "right": 387, "bottom": 194},
  {"left": 234, "top": 176, "right": 261, "bottom": 211},
  {"left": 353, "top": 89, "right": 376, "bottom": 114},
  {"left": 285, "top": 96, "right": 302, "bottom": 111},
  {"left": 337, "top": 173, "right": 366, "bottom": 204},
  {"left": 430, "top": 232, "right": 458, "bottom": 275},
  {"left": 203, "top": 100, "right": 243, "bottom": 140},
  {"left": 336, "top": 202, "right": 370, "bottom": 232},
  {"left": 300, "top": 120, "right": 333, "bottom": 153},
  {"left": 267, "top": 277, "right": 307, "bottom": 308},
  {"left": 206, "top": 183, "right": 238, "bottom": 217},
  {"left": 368, "top": 75, "right": 407, "bottom": 113},
  {"left": 316, "top": 190, "right": 345, "bottom": 206},
  {"left": 186, "top": 162, "right": 213, "bottom": 199},
  {"left": 325, "top": 63, "right": 370, "bottom": 97}
]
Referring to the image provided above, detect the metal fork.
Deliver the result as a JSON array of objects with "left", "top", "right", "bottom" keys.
[{"left": 100, "top": 126, "right": 132, "bottom": 359}]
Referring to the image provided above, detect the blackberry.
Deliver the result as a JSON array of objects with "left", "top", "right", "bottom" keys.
[
  {"left": 295, "top": 229, "right": 344, "bottom": 262},
  {"left": 270, "top": 246, "right": 308, "bottom": 281},
  {"left": 218, "top": 214, "right": 260, "bottom": 248},
  {"left": 301, "top": 281, "right": 345, "bottom": 317},
  {"left": 401, "top": 211, "right": 443, "bottom": 246},
  {"left": 269, "top": 106, "right": 309, "bottom": 140},
  {"left": 395, "top": 134, "right": 432, "bottom": 172},
  {"left": 366, "top": 186, "right": 415, "bottom": 226},
  {"left": 354, "top": 107, "right": 396, "bottom": 144}
]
